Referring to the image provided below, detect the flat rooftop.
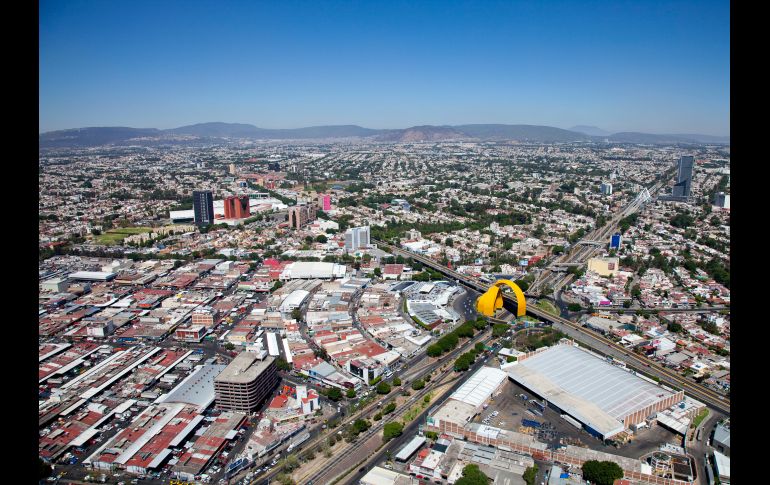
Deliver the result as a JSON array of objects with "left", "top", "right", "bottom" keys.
[
  {"left": 215, "top": 353, "right": 275, "bottom": 384},
  {"left": 507, "top": 344, "right": 675, "bottom": 437}
]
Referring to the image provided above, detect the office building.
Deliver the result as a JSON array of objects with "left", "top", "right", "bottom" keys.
[
  {"left": 224, "top": 195, "right": 250, "bottom": 219},
  {"left": 268, "top": 161, "right": 281, "bottom": 171},
  {"left": 193, "top": 190, "right": 215, "bottom": 226},
  {"left": 610, "top": 233, "right": 622, "bottom": 249},
  {"left": 345, "top": 226, "right": 371, "bottom": 251},
  {"left": 714, "top": 192, "right": 730, "bottom": 209},
  {"left": 600, "top": 182, "right": 613, "bottom": 195},
  {"left": 288, "top": 204, "right": 316, "bottom": 229},
  {"left": 229, "top": 163, "right": 237, "bottom": 175},
  {"left": 672, "top": 156, "right": 694, "bottom": 198},
  {"left": 214, "top": 353, "right": 279, "bottom": 412}
]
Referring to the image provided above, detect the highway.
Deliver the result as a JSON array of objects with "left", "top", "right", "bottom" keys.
[
  {"left": 375, "top": 240, "right": 730, "bottom": 416},
  {"left": 528, "top": 180, "right": 663, "bottom": 296}
]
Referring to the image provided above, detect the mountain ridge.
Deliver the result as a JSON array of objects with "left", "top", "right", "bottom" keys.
[{"left": 39, "top": 122, "right": 730, "bottom": 148}]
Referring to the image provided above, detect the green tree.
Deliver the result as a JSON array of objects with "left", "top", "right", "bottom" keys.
[
  {"left": 475, "top": 342, "right": 485, "bottom": 353},
  {"left": 393, "top": 376, "right": 402, "bottom": 386},
  {"left": 326, "top": 387, "right": 343, "bottom": 401},
  {"left": 275, "top": 473, "right": 296, "bottom": 485},
  {"left": 291, "top": 308, "right": 302, "bottom": 321},
  {"left": 568, "top": 303, "right": 582, "bottom": 312},
  {"left": 411, "top": 379, "right": 425, "bottom": 390},
  {"left": 456, "top": 464, "right": 490, "bottom": 485},
  {"left": 315, "top": 234, "right": 328, "bottom": 243},
  {"left": 383, "top": 402, "right": 396, "bottom": 414},
  {"left": 275, "top": 357, "right": 292, "bottom": 371},
  {"left": 426, "top": 344, "right": 443, "bottom": 357},
  {"left": 523, "top": 465, "right": 538, "bottom": 485},
  {"left": 383, "top": 422, "right": 404, "bottom": 441},
  {"left": 280, "top": 454, "right": 300, "bottom": 473},
  {"left": 492, "top": 324, "right": 509, "bottom": 337},
  {"left": 376, "top": 381, "right": 392, "bottom": 394},
  {"left": 454, "top": 352, "right": 474, "bottom": 371},
  {"left": 353, "top": 419, "right": 371, "bottom": 434},
  {"left": 224, "top": 342, "right": 235, "bottom": 351},
  {"left": 581, "top": 460, "right": 624, "bottom": 485},
  {"left": 668, "top": 322, "right": 683, "bottom": 333},
  {"left": 346, "top": 388, "right": 356, "bottom": 399}
]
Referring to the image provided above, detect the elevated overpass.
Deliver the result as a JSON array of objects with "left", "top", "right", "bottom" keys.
[
  {"left": 528, "top": 181, "right": 662, "bottom": 296},
  {"left": 374, "top": 239, "right": 730, "bottom": 415}
]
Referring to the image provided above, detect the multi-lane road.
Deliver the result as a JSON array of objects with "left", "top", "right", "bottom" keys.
[
  {"left": 528, "top": 179, "right": 664, "bottom": 296},
  {"left": 375, "top": 240, "right": 730, "bottom": 416}
]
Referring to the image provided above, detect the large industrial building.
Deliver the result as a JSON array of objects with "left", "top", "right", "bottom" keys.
[
  {"left": 428, "top": 366, "right": 508, "bottom": 435},
  {"left": 214, "top": 353, "right": 279, "bottom": 413},
  {"left": 279, "top": 261, "right": 347, "bottom": 280},
  {"left": 506, "top": 343, "right": 683, "bottom": 439}
]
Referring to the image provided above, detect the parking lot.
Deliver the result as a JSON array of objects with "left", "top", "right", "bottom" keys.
[{"left": 473, "top": 378, "right": 683, "bottom": 460}]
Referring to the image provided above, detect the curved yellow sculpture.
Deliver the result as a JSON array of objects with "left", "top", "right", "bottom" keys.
[{"left": 476, "top": 279, "right": 526, "bottom": 317}]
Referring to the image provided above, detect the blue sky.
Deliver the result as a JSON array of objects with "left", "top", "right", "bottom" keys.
[{"left": 40, "top": 0, "right": 730, "bottom": 135}]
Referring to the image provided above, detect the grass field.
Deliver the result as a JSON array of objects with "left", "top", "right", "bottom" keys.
[
  {"left": 95, "top": 226, "right": 153, "bottom": 245},
  {"left": 534, "top": 299, "right": 560, "bottom": 316},
  {"left": 691, "top": 408, "right": 709, "bottom": 429}
]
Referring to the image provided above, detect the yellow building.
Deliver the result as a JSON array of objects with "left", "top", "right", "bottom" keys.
[{"left": 587, "top": 257, "right": 620, "bottom": 277}]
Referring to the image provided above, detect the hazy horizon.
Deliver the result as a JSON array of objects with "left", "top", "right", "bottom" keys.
[
  {"left": 40, "top": 0, "right": 730, "bottom": 136},
  {"left": 39, "top": 121, "right": 730, "bottom": 137}
]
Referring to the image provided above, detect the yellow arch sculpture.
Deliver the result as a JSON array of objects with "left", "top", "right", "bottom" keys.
[{"left": 476, "top": 279, "right": 526, "bottom": 317}]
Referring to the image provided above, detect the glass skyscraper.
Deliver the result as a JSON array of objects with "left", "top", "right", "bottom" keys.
[
  {"left": 193, "top": 190, "right": 214, "bottom": 226},
  {"left": 672, "top": 156, "right": 694, "bottom": 198}
]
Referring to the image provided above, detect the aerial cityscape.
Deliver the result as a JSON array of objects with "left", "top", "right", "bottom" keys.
[{"left": 39, "top": 2, "right": 729, "bottom": 485}]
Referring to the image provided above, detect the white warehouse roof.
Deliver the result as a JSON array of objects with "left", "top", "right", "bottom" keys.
[
  {"left": 279, "top": 290, "right": 310, "bottom": 313},
  {"left": 507, "top": 344, "right": 675, "bottom": 438},
  {"left": 450, "top": 366, "right": 508, "bottom": 408},
  {"left": 68, "top": 271, "right": 116, "bottom": 281},
  {"left": 280, "top": 262, "right": 346, "bottom": 280}
]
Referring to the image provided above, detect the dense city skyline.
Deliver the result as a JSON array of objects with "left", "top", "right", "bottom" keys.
[{"left": 40, "top": 0, "right": 729, "bottom": 135}]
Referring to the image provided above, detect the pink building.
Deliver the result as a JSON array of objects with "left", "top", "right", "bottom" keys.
[{"left": 318, "top": 194, "right": 331, "bottom": 211}]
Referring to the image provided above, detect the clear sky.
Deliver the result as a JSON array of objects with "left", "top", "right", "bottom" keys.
[{"left": 40, "top": 0, "right": 730, "bottom": 135}]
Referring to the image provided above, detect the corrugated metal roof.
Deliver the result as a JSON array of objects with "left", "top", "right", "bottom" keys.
[
  {"left": 508, "top": 344, "right": 674, "bottom": 438},
  {"left": 395, "top": 436, "right": 426, "bottom": 461},
  {"left": 450, "top": 366, "right": 507, "bottom": 408}
]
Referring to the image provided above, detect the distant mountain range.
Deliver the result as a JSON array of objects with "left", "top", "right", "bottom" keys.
[
  {"left": 570, "top": 125, "right": 611, "bottom": 137},
  {"left": 39, "top": 122, "right": 730, "bottom": 148}
]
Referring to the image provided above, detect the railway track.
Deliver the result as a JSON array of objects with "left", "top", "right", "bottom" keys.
[
  {"left": 251, "top": 329, "right": 491, "bottom": 485},
  {"left": 298, "top": 331, "right": 492, "bottom": 484}
]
